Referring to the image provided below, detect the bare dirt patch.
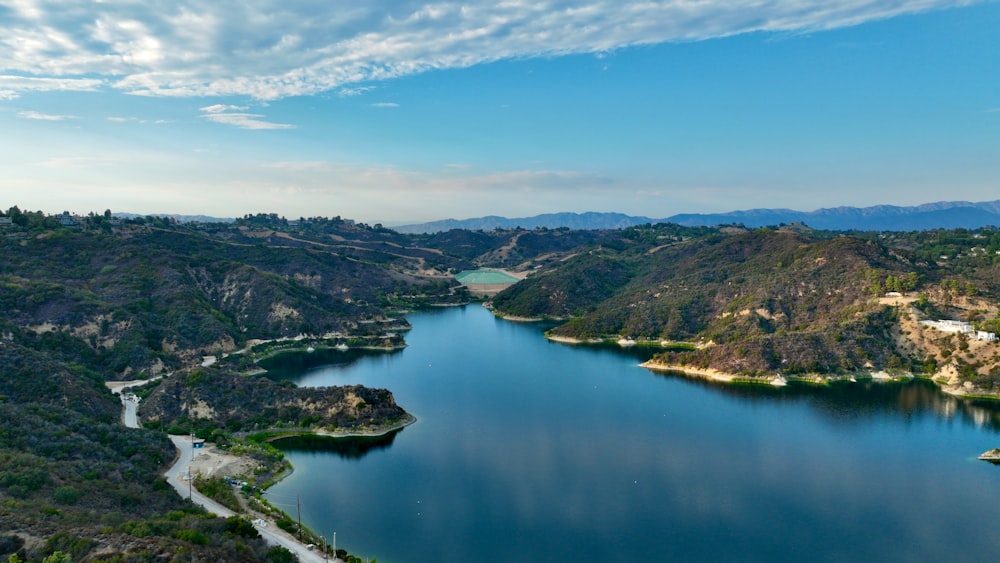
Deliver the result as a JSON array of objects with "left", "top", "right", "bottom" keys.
[{"left": 186, "top": 444, "right": 257, "bottom": 481}]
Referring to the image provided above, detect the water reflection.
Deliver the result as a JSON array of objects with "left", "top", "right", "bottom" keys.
[
  {"left": 650, "top": 370, "right": 1000, "bottom": 431},
  {"left": 272, "top": 430, "right": 402, "bottom": 460},
  {"left": 260, "top": 347, "right": 403, "bottom": 381}
]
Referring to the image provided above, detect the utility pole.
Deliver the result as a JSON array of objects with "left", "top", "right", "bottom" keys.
[{"left": 188, "top": 430, "right": 194, "bottom": 500}]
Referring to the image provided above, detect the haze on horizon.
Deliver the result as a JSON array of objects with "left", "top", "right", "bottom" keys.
[{"left": 1, "top": 1, "right": 997, "bottom": 225}]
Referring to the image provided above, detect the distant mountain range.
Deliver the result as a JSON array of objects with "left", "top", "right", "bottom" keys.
[{"left": 394, "top": 200, "right": 1000, "bottom": 233}]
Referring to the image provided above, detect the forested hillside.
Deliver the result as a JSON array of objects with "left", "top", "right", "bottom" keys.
[
  {"left": 493, "top": 224, "right": 1000, "bottom": 386},
  {"left": 0, "top": 340, "right": 285, "bottom": 561}
]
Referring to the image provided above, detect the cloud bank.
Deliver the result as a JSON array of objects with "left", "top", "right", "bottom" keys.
[{"left": 0, "top": 1, "right": 981, "bottom": 100}]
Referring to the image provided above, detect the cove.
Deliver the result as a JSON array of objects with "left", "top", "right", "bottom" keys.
[{"left": 265, "top": 305, "right": 1000, "bottom": 562}]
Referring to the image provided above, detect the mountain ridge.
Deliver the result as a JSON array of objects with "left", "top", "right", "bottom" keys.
[{"left": 394, "top": 200, "right": 1000, "bottom": 233}]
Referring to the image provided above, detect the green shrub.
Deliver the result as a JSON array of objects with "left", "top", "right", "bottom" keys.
[
  {"left": 275, "top": 517, "right": 296, "bottom": 533},
  {"left": 53, "top": 486, "right": 80, "bottom": 505}
]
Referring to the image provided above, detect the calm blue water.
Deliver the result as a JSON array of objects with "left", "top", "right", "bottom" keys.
[{"left": 265, "top": 305, "right": 1000, "bottom": 562}]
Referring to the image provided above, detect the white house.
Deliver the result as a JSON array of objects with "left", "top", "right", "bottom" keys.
[
  {"left": 921, "top": 320, "right": 997, "bottom": 342},
  {"left": 920, "top": 320, "right": 974, "bottom": 333},
  {"left": 977, "top": 331, "right": 998, "bottom": 342}
]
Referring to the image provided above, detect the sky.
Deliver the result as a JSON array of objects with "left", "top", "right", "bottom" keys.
[{"left": 1, "top": 1, "right": 998, "bottom": 225}]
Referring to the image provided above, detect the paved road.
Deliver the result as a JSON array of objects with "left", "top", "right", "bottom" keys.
[
  {"left": 163, "top": 437, "right": 331, "bottom": 562},
  {"left": 164, "top": 435, "right": 236, "bottom": 517},
  {"left": 113, "top": 383, "right": 332, "bottom": 562},
  {"left": 122, "top": 394, "right": 139, "bottom": 428}
]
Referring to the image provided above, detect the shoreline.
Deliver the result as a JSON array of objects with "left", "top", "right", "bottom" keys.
[
  {"left": 249, "top": 413, "right": 418, "bottom": 442},
  {"left": 115, "top": 379, "right": 412, "bottom": 561},
  {"left": 638, "top": 360, "right": 1000, "bottom": 399},
  {"left": 115, "top": 384, "right": 330, "bottom": 562},
  {"left": 546, "top": 334, "right": 603, "bottom": 345},
  {"left": 639, "top": 361, "right": 738, "bottom": 383},
  {"left": 544, "top": 332, "right": 697, "bottom": 350},
  {"left": 155, "top": 417, "right": 417, "bottom": 563},
  {"left": 498, "top": 310, "right": 1000, "bottom": 400},
  {"left": 639, "top": 360, "right": 900, "bottom": 385},
  {"left": 250, "top": 341, "right": 407, "bottom": 365},
  {"left": 315, "top": 413, "right": 417, "bottom": 438}
]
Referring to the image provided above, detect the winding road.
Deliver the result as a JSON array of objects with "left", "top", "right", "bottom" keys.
[{"left": 110, "top": 381, "right": 332, "bottom": 563}]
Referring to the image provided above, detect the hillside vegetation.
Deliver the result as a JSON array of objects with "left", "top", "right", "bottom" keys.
[
  {"left": 0, "top": 341, "right": 286, "bottom": 562},
  {"left": 493, "top": 224, "right": 1000, "bottom": 388}
]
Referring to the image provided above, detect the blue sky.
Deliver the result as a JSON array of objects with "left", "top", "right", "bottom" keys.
[{"left": 1, "top": 1, "right": 998, "bottom": 225}]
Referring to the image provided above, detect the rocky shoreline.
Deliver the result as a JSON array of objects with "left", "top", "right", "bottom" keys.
[
  {"left": 978, "top": 448, "right": 1000, "bottom": 463},
  {"left": 639, "top": 361, "right": 790, "bottom": 386},
  {"left": 248, "top": 413, "right": 418, "bottom": 442},
  {"left": 638, "top": 359, "right": 1000, "bottom": 400}
]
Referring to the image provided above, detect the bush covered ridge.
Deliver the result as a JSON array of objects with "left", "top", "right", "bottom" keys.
[
  {"left": 0, "top": 209, "right": 612, "bottom": 379},
  {"left": 0, "top": 348, "right": 284, "bottom": 561},
  {"left": 140, "top": 367, "right": 413, "bottom": 439},
  {"left": 492, "top": 225, "right": 1000, "bottom": 387}
]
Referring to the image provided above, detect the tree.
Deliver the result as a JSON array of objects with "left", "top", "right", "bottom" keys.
[
  {"left": 8, "top": 206, "right": 27, "bottom": 227},
  {"left": 863, "top": 269, "right": 883, "bottom": 296},
  {"left": 885, "top": 275, "right": 901, "bottom": 293}
]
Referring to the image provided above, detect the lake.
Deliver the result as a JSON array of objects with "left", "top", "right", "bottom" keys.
[{"left": 264, "top": 305, "right": 1000, "bottom": 562}]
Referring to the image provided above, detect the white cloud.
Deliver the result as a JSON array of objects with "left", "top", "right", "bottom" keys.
[
  {"left": 201, "top": 111, "right": 294, "bottom": 130},
  {"left": 17, "top": 110, "right": 74, "bottom": 121},
  {"left": 371, "top": 102, "right": 399, "bottom": 108},
  {"left": 0, "top": 1, "right": 983, "bottom": 100},
  {"left": 107, "top": 115, "right": 143, "bottom": 123},
  {"left": 0, "top": 74, "right": 104, "bottom": 99},
  {"left": 200, "top": 103, "right": 249, "bottom": 113},
  {"left": 197, "top": 104, "right": 293, "bottom": 129},
  {"left": 107, "top": 115, "right": 169, "bottom": 124},
  {"left": 337, "top": 86, "right": 376, "bottom": 97}
]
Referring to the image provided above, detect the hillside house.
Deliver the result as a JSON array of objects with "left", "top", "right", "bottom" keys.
[
  {"left": 977, "top": 331, "right": 998, "bottom": 342},
  {"left": 920, "top": 319, "right": 997, "bottom": 341},
  {"left": 920, "top": 320, "right": 972, "bottom": 333}
]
